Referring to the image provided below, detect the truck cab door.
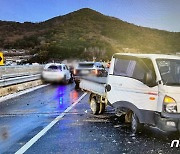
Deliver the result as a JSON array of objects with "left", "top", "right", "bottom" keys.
[{"left": 106, "top": 56, "right": 158, "bottom": 112}]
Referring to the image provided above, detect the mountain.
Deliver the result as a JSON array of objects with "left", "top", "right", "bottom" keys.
[{"left": 0, "top": 8, "right": 180, "bottom": 62}]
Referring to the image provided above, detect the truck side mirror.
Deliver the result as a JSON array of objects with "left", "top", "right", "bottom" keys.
[
  {"left": 145, "top": 72, "right": 153, "bottom": 85},
  {"left": 159, "top": 66, "right": 170, "bottom": 74}
]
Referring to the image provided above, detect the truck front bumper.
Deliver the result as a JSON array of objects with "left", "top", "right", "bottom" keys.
[{"left": 155, "top": 112, "right": 180, "bottom": 132}]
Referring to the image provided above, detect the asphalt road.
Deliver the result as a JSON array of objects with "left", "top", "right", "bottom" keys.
[
  {"left": 0, "top": 83, "right": 180, "bottom": 154},
  {"left": 0, "top": 83, "right": 83, "bottom": 154}
]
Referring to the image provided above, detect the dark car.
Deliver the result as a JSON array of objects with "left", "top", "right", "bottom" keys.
[{"left": 73, "top": 62, "right": 107, "bottom": 88}]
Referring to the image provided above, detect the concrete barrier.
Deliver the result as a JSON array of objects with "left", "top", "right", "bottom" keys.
[{"left": 0, "top": 79, "right": 43, "bottom": 97}]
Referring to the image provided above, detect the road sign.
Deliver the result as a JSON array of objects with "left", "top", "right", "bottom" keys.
[{"left": 0, "top": 52, "right": 4, "bottom": 66}]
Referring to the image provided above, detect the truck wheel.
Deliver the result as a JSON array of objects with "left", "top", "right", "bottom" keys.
[
  {"left": 90, "top": 98, "right": 100, "bottom": 115},
  {"left": 131, "top": 112, "right": 142, "bottom": 134},
  {"left": 99, "top": 103, "right": 105, "bottom": 114}
]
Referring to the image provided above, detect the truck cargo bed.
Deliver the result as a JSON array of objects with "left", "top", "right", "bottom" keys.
[{"left": 79, "top": 76, "right": 107, "bottom": 97}]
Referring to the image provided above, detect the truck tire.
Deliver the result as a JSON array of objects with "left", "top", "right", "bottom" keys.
[
  {"left": 99, "top": 103, "right": 105, "bottom": 114},
  {"left": 90, "top": 98, "right": 100, "bottom": 115},
  {"left": 131, "top": 112, "right": 142, "bottom": 134}
]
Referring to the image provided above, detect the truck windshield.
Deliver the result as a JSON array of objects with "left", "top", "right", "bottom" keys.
[{"left": 156, "top": 59, "right": 180, "bottom": 86}]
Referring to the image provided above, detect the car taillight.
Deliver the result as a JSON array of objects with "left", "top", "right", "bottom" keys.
[
  {"left": 73, "top": 69, "right": 77, "bottom": 75},
  {"left": 92, "top": 69, "right": 98, "bottom": 75}
]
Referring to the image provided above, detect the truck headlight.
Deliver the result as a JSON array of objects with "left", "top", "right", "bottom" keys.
[{"left": 163, "top": 96, "right": 177, "bottom": 113}]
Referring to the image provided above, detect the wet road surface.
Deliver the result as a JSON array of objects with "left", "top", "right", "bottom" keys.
[
  {"left": 0, "top": 83, "right": 82, "bottom": 153},
  {"left": 1, "top": 84, "right": 180, "bottom": 153},
  {"left": 23, "top": 95, "right": 180, "bottom": 154}
]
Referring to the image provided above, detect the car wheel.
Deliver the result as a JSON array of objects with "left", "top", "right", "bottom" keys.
[
  {"left": 63, "top": 75, "right": 69, "bottom": 85},
  {"left": 41, "top": 79, "right": 47, "bottom": 84},
  {"left": 90, "top": 98, "right": 100, "bottom": 115},
  {"left": 131, "top": 112, "right": 142, "bottom": 134},
  {"left": 69, "top": 75, "right": 74, "bottom": 83}
]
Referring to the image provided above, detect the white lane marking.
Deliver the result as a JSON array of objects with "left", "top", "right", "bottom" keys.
[
  {"left": 15, "top": 92, "right": 87, "bottom": 154},
  {"left": 0, "top": 84, "right": 49, "bottom": 103}
]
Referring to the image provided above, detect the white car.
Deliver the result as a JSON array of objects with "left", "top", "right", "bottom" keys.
[{"left": 42, "top": 63, "right": 72, "bottom": 84}]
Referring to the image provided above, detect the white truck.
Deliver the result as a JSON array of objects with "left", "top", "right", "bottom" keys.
[{"left": 80, "top": 53, "right": 180, "bottom": 133}]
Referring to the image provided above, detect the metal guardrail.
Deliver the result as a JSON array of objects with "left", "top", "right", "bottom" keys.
[
  {"left": 0, "top": 65, "right": 43, "bottom": 79},
  {"left": 0, "top": 74, "right": 41, "bottom": 87},
  {"left": 0, "top": 65, "right": 44, "bottom": 87}
]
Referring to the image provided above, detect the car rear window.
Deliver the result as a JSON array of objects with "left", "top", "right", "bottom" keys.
[
  {"left": 78, "top": 63, "right": 94, "bottom": 68},
  {"left": 48, "top": 65, "right": 62, "bottom": 70},
  {"left": 48, "top": 65, "right": 58, "bottom": 70}
]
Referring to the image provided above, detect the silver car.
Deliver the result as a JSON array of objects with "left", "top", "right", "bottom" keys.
[{"left": 42, "top": 63, "right": 72, "bottom": 84}]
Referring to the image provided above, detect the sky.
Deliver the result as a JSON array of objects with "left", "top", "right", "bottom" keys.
[{"left": 0, "top": 0, "right": 180, "bottom": 32}]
